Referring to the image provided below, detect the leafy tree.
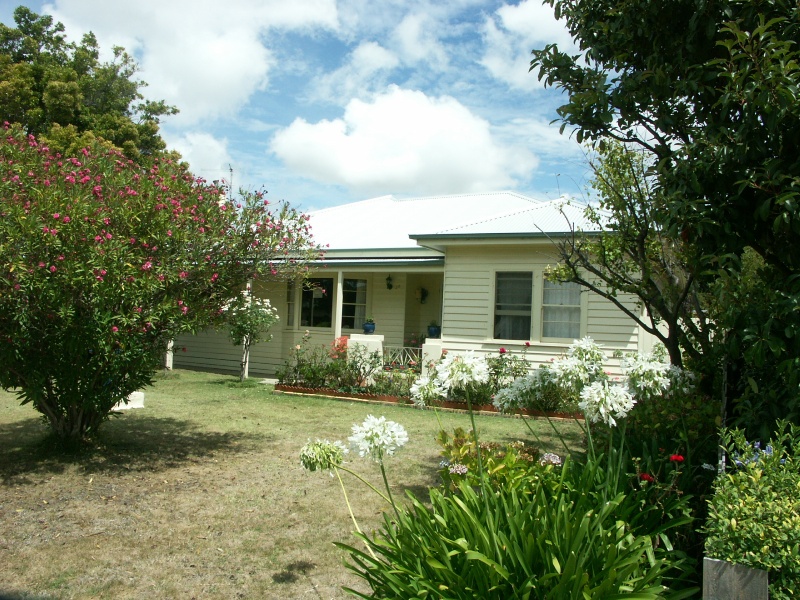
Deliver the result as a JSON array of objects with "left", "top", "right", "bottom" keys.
[
  {"left": 0, "top": 125, "right": 319, "bottom": 442},
  {"left": 223, "top": 291, "right": 279, "bottom": 382},
  {"left": 0, "top": 6, "right": 177, "bottom": 162},
  {"left": 531, "top": 0, "right": 800, "bottom": 431},
  {"left": 548, "top": 142, "right": 713, "bottom": 369}
]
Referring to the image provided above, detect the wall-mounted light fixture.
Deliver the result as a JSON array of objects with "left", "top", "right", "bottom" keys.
[
  {"left": 415, "top": 287, "right": 428, "bottom": 304},
  {"left": 385, "top": 275, "right": 393, "bottom": 290}
]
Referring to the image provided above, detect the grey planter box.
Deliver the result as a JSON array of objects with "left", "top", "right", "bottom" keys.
[{"left": 703, "top": 557, "right": 768, "bottom": 600}]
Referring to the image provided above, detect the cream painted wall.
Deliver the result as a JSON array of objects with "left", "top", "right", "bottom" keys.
[{"left": 439, "top": 244, "right": 644, "bottom": 374}]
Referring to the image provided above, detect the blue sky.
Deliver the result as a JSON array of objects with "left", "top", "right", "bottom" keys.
[{"left": 0, "top": 0, "right": 590, "bottom": 211}]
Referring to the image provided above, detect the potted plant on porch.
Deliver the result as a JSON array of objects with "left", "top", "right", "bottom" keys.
[
  {"left": 427, "top": 320, "right": 441, "bottom": 339},
  {"left": 362, "top": 317, "right": 376, "bottom": 334}
]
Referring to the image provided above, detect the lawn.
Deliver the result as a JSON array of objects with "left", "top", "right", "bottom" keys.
[{"left": 0, "top": 369, "right": 582, "bottom": 600}]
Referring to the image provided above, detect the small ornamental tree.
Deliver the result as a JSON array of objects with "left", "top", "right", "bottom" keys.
[
  {"left": 0, "top": 124, "right": 320, "bottom": 442},
  {"left": 223, "top": 290, "right": 279, "bottom": 382}
]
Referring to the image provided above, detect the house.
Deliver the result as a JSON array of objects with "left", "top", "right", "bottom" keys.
[{"left": 173, "top": 191, "right": 656, "bottom": 377}]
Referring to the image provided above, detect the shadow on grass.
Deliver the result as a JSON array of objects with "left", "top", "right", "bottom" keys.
[{"left": 0, "top": 413, "right": 270, "bottom": 483}]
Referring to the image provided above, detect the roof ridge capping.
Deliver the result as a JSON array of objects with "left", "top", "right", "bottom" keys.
[
  {"left": 433, "top": 197, "right": 595, "bottom": 235},
  {"left": 392, "top": 190, "right": 542, "bottom": 205},
  {"left": 310, "top": 194, "right": 397, "bottom": 215}
]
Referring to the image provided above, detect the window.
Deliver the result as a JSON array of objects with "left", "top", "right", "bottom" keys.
[
  {"left": 341, "top": 278, "right": 367, "bottom": 329},
  {"left": 300, "top": 278, "right": 333, "bottom": 327},
  {"left": 542, "top": 280, "right": 581, "bottom": 339},
  {"left": 494, "top": 272, "right": 533, "bottom": 340}
]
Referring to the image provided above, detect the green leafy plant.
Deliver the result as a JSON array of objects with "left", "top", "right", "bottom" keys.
[
  {"left": 339, "top": 450, "right": 696, "bottom": 599},
  {"left": 704, "top": 422, "right": 800, "bottom": 599},
  {"left": 436, "top": 426, "right": 541, "bottom": 492},
  {"left": 222, "top": 291, "right": 278, "bottom": 381}
]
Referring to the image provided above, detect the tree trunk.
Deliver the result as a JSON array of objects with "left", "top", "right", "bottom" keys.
[{"left": 240, "top": 337, "right": 251, "bottom": 382}]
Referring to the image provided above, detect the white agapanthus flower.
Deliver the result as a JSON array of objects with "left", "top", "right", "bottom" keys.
[
  {"left": 621, "top": 352, "right": 671, "bottom": 398},
  {"left": 578, "top": 381, "right": 636, "bottom": 427},
  {"left": 567, "top": 337, "right": 607, "bottom": 375},
  {"left": 551, "top": 356, "right": 593, "bottom": 389},
  {"left": 435, "top": 351, "right": 490, "bottom": 392},
  {"left": 348, "top": 415, "right": 409, "bottom": 462},
  {"left": 409, "top": 375, "right": 447, "bottom": 408},
  {"left": 493, "top": 369, "right": 559, "bottom": 412},
  {"left": 300, "top": 439, "right": 348, "bottom": 475}
]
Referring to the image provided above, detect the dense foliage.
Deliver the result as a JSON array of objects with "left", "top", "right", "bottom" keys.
[
  {"left": 704, "top": 423, "right": 800, "bottom": 599},
  {"left": 0, "top": 125, "right": 319, "bottom": 441},
  {"left": 0, "top": 6, "right": 176, "bottom": 162},
  {"left": 532, "top": 0, "right": 800, "bottom": 434},
  {"left": 339, "top": 451, "right": 696, "bottom": 599}
]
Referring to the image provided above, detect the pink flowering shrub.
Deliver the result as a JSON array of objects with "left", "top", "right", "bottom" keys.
[{"left": 0, "top": 125, "right": 320, "bottom": 442}]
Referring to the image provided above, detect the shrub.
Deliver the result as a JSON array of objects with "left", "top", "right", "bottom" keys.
[
  {"left": 0, "top": 126, "right": 318, "bottom": 442},
  {"left": 435, "top": 427, "right": 541, "bottom": 492},
  {"left": 339, "top": 451, "right": 696, "bottom": 599},
  {"left": 704, "top": 422, "right": 800, "bottom": 599}
]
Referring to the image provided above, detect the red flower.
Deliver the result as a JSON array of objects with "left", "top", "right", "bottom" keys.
[
  {"left": 525, "top": 341, "right": 531, "bottom": 347},
  {"left": 499, "top": 347, "right": 507, "bottom": 354},
  {"left": 670, "top": 454, "right": 685, "bottom": 463},
  {"left": 639, "top": 473, "right": 654, "bottom": 482}
]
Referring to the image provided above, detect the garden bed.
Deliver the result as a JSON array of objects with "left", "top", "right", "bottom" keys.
[{"left": 273, "top": 384, "right": 583, "bottom": 420}]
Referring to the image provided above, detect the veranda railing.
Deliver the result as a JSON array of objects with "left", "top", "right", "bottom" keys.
[{"left": 383, "top": 346, "right": 422, "bottom": 368}]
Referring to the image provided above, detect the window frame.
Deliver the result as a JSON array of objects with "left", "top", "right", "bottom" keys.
[
  {"left": 340, "top": 278, "right": 368, "bottom": 330},
  {"left": 300, "top": 277, "right": 334, "bottom": 329},
  {"left": 540, "top": 279, "right": 582, "bottom": 341},
  {"left": 491, "top": 270, "right": 586, "bottom": 343}
]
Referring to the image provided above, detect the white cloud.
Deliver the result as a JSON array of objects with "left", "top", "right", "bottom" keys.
[
  {"left": 391, "top": 13, "right": 448, "bottom": 69},
  {"left": 166, "top": 131, "right": 233, "bottom": 185},
  {"left": 270, "top": 85, "right": 537, "bottom": 196},
  {"left": 43, "top": 0, "right": 338, "bottom": 123},
  {"left": 313, "top": 41, "right": 399, "bottom": 104},
  {"left": 481, "top": 0, "right": 575, "bottom": 90}
]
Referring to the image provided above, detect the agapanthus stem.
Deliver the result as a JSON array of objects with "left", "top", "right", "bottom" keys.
[
  {"left": 543, "top": 413, "right": 573, "bottom": 457},
  {"left": 379, "top": 457, "right": 402, "bottom": 523},
  {"left": 335, "top": 467, "right": 377, "bottom": 560},
  {"left": 336, "top": 464, "right": 391, "bottom": 504}
]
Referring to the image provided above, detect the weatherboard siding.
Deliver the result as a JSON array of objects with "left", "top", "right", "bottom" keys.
[
  {"left": 173, "top": 328, "right": 241, "bottom": 375},
  {"left": 439, "top": 246, "right": 641, "bottom": 371}
]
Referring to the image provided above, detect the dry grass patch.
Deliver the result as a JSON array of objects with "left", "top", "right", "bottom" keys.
[{"left": 0, "top": 369, "right": 582, "bottom": 599}]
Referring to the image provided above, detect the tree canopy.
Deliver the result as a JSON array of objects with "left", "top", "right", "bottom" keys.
[
  {"left": 0, "top": 6, "right": 176, "bottom": 163},
  {"left": 532, "top": 0, "right": 800, "bottom": 433}
]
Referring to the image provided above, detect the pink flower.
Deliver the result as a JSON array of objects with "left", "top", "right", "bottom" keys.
[
  {"left": 142, "top": 261, "right": 152, "bottom": 271},
  {"left": 52, "top": 213, "right": 60, "bottom": 219},
  {"left": 179, "top": 271, "right": 188, "bottom": 279},
  {"left": 62, "top": 216, "right": 70, "bottom": 223},
  {"left": 49, "top": 265, "right": 56, "bottom": 272},
  {"left": 499, "top": 347, "right": 507, "bottom": 354},
  {"left": 111, "top": 326, "right": 119, "bottom": 333}
]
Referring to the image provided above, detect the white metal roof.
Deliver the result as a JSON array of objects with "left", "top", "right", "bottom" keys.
[{"left": 307, "top": 191, "right": 598, "bottom": 251}]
